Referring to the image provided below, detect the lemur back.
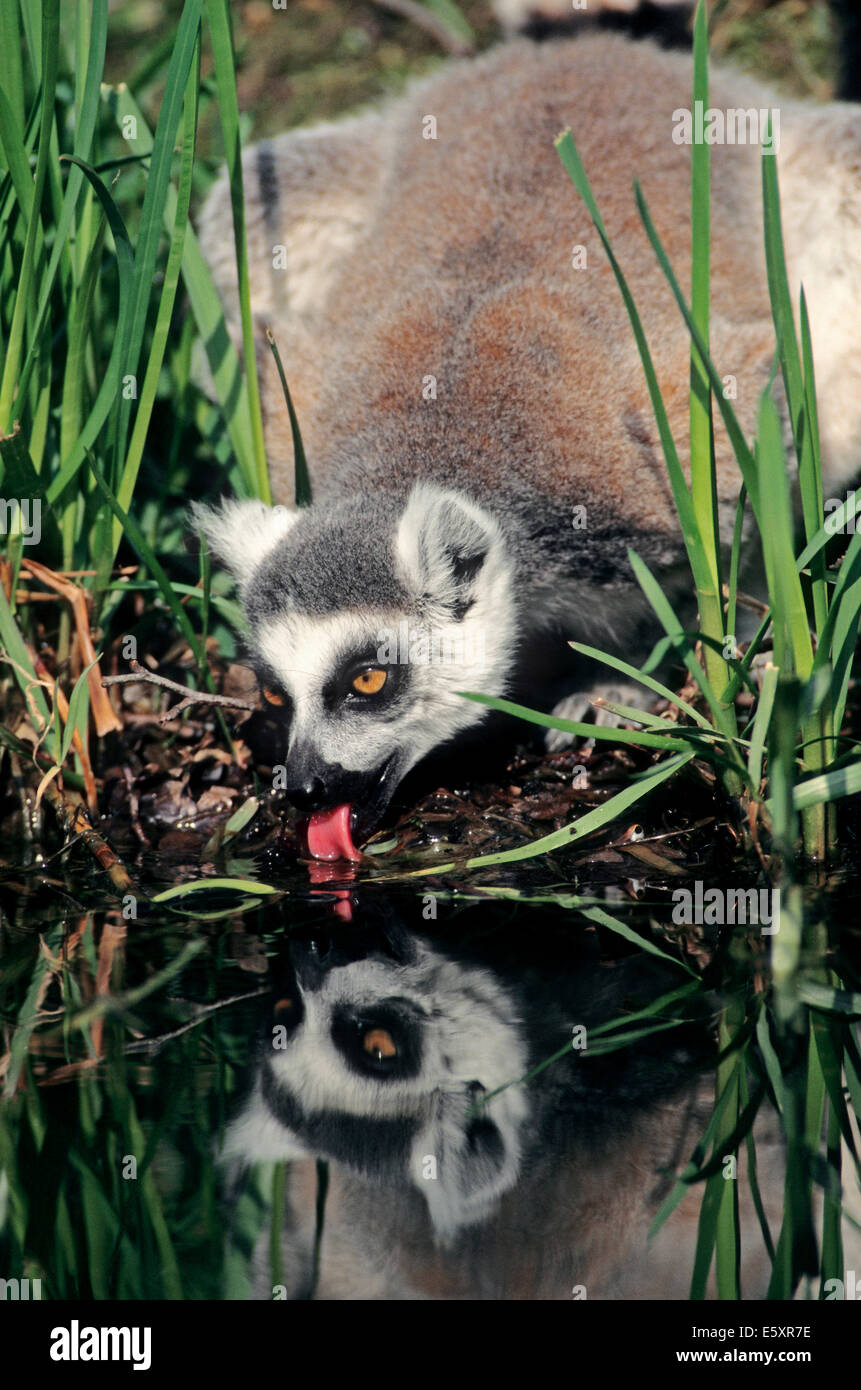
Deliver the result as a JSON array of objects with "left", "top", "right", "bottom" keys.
[{"left": 198, "top": 32, "right": 861, "bottom": 570}]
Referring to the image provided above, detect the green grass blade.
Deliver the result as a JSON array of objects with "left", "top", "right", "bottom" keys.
[
  {"left": 627, "top": 548, "right": 740, "bottom": 750},
  {"left": 799, "top": 289, "right": 828, "bottom": 633},
  {"left": 796, "top": 492, "right": 859, "bottom": 572},
  {"left": 810, "top": 528, "right": 861, "bottom": 739},
  {"left": 266, "top": 327, "right": 311, "bottom": 507},
  {"left": 756, "top": 391, "right": 813, "bottom": 677},
  {"left": 579, "top": 906, "right": 699, "bottom": 976},
  {"left": 460, "top": 751, "right": 695, "bottom": 868},
  {"left": 567, "top": 640, "right": 712, "bottom": 727},
  {"left": 648, "top": 1079, "right": 739, "bottom": 1241},
  {"left": 111, "top": 29, "right": 201, "bottom": 559},
  {"left": 101, "top": 83, "right": 259, "bottom": 496},
  {"left": 204, "top": 0, "right": 270, "bottom": 502},
  {"left": 725, "top": 483, "right": 747, "bottom": 655},
  {"left": 0, "top": 0, "right": 58, "bottom": 430},
  {"left": 747, "top": 661, "right": 777, "bottom": 794},
  {"left": 457, "top": 690, "right": 693, "bottom": 752},
  {"left": 761, "top": 132, "right": 826, "bottom": 642},
  {"left": 44, "top": 157, "right": 134, "bottom": 504},
  {"left": 13, "top": 0, "right": 108, "bottom": 415},
  {"left": 420, "top": 0, "right": 474, "bottom": 45},
  {"left": 0, "top": 0, "right": 25, "bottom": 130},
  {"left": 110, "top": 0, "right": 203, "bottom": 489},
  {"left": 86, "top": 457, "right": 203, "bottom": 664},
  {"left": 554, "top": 130, "right": 715, "bottom": 603},
  {"left": 633, "top": 182, "right": 760, "bottom": 518},
  {"left": 151, "top": 877, "right": 282, "bottom": 903},
  {"left": 688, "top": 2, "right": 725, "bottom": 669},
  {"left": 0, "top": 422, "right": 61, "bottom": 551},
  {"left": 785, "top": 760, "right": 861, "bottom": 813},
  {"left": 58, "top": 657, "right": 98, "bottom": 764},
  {"left": 0, "top": 584, "right": 55, "bottom": 757}
]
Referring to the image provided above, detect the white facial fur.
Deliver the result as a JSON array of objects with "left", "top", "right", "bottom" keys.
[
  {"left": 243, "top": 484, "right": 519, "bottom": 778},
  {"left": 256, "top": 601, "right": 513, "bottom": 778},
  {"left": 221, "top": 940, "right": 530, "bottom": 1236}
]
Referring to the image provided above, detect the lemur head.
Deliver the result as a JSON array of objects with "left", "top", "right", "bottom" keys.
[
  {"left": 192, "top": 484, "right": 517, "bottom": 849},
  {"left": 221, "top": 929, "right": 530, "bottom": 1239}
]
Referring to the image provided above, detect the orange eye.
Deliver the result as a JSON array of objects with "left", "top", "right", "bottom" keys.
[
  {"left": 262, "top": 686, "right": 285, "bottom": 706},
  {"left": 363, "top": 1028, "right": 397, "bottom": 1060},
  {"left": 352, "top": 667, "right": 387, "bottom": 696}
]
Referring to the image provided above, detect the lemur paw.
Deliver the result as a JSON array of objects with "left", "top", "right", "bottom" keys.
[{"left": 544, "top": 680, "right": 652, "bottom": 752}]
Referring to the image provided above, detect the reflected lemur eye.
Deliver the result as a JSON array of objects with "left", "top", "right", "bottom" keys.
[
  {"left": 262, "top": 686, "right": 285, "bottom": 706},
  {"left": 352, "top": 667, "right": 387, "bottom": 696},
  {"left": 362, "top": 1028, "right": 397, "bottom": 1060}
]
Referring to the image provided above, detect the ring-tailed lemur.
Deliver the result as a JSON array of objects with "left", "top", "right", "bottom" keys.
[{"left": 194, "top": 20, "right": 861, "bottom": 856}]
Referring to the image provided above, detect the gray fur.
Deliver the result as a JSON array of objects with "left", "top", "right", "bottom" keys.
[
  {"left": 221, "top": 934, "right": 530, "bottom": 1241},
  {"left": 194, "top": 31, "right": 861, "bottom": 827},
  {"left": 245, "top": 496, "right": 410, "bottom": 623},
  {"left": 221, "top": 930, "right": 851, "bottom": 1297}
]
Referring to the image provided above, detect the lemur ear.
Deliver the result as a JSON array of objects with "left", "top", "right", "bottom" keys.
[
  {"left": 395, "top": 484, "right": 502, "bottom": 620},
  {"left": 409, "top": 1096, "right": 521, "bottom": 1241},
  {"left": 190, "top": 499, "right": 298, "bottom": 587}
]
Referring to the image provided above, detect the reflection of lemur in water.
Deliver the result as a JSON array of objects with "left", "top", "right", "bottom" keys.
[{"left": 223, "top": 922, "right": 831, "bottom": 1300}]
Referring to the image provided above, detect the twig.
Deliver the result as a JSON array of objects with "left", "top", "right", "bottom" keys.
[
  {"left": 122, "top": 988, "right": 270, "bottom": 1055},
  {"left": 102, "top": 658, "right": 257, "bottom": 725},
  {"left": 56, "top": 566, "right": 139, "bottom": 579},
  {"left": 41, "top": 780, "right": 135, "bottom": 895},
  {"left": 368, "top": 0, "right": 473, "bottom": 55},
  {"left": 722, "top": 583, "right": 769, "bottom": 617}
]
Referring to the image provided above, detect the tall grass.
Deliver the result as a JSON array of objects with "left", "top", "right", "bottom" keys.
[
  {"left": 0, "top": 0, "right": 268, "bottom": 796},
  {"left": 0, "top": 913, "right": 275, "bottom": 1300}
]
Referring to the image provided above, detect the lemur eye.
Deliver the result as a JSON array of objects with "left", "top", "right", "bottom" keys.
[
  {"left": 362, "top": 1028, "right": 397, "bottom": 1060},
  {"left": 352, "top": 667, "right": 387, "bottom": 696},
  {"left": 262, "top": 686, "right": 285, "bottom": 706}
]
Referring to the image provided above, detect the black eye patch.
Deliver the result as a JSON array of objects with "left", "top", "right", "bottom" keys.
[
  {"left": 250, "top": 661, "right": 294, "bottom": 720},
  {"left": 322, "top": 644, "right": 409, "bottom": 713},
  {"left": 330, "top": 1000, "right": 423, "bottom": 1082}
]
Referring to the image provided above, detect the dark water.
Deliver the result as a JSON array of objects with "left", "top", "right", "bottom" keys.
[{"left": 1, "top": 806, "right": 860, "bottom": 1302}]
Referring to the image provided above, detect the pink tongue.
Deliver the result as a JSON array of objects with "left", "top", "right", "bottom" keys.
[{"left": 304, "top": 803, "right": 361, "bottom": 862}]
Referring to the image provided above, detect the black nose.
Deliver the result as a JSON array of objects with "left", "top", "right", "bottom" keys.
[{"left": 284, "top": 776, "right": 327, "bottom": 812}]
